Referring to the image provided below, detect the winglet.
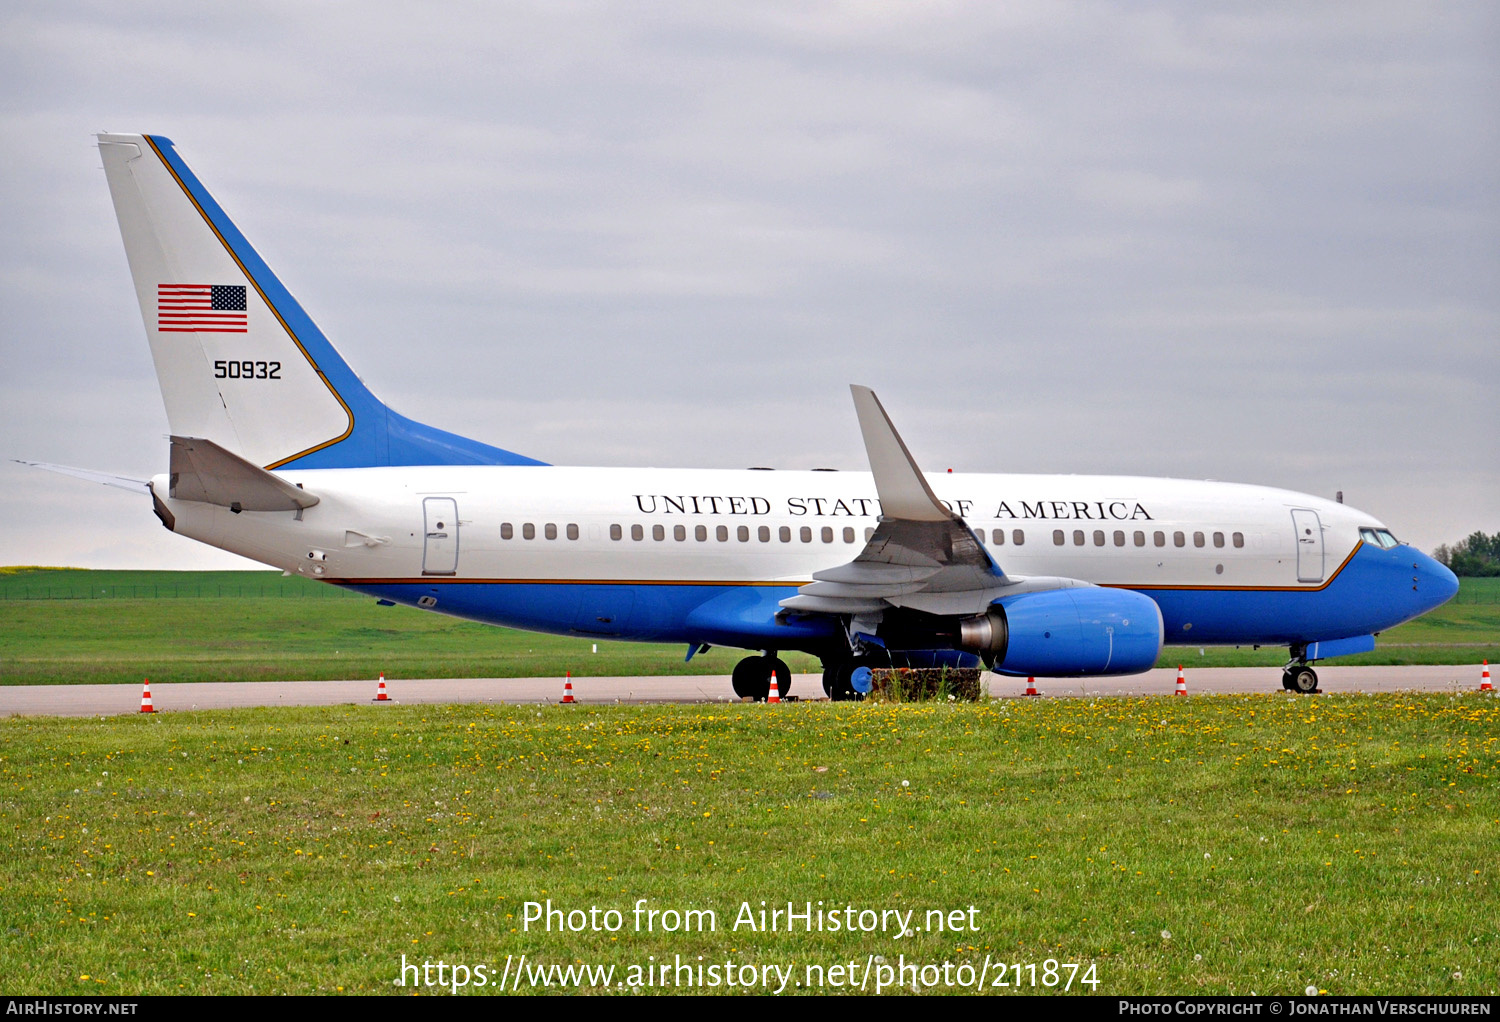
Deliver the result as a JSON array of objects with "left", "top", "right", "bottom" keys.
[{"left": 850, "top": 385, "right": 953, "bottom": 522}]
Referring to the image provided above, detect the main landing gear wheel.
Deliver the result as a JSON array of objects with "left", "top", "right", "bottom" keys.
[
  {"left": 826, "top": 654, "right": 886, "bottom": 702},
  {"left": 732, "top": 655, "right": 790, "bottom": 701},
  {"left": 1284, "top": 666, "right": 1319, "bottom": 694},
  {"left": 829, "top": 665, "right": 856, "bottom": 702}
]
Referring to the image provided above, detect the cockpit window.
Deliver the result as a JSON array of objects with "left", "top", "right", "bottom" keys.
[{"left": 1361, "top": 527, "right": 1402, "bottom": 549}]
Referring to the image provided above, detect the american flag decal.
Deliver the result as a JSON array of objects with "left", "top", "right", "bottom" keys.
[{"left": 157, "top": 284, "right": 248, "bottom": 332}]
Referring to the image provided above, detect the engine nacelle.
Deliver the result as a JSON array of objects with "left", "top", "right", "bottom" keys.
[{"left": 978, "top": 587, "right": 1164, "bottom": 677}]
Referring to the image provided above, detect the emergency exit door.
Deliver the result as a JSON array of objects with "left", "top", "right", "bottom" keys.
[{"left": 422, "top": 497, "right": 459, "bottom": 576}]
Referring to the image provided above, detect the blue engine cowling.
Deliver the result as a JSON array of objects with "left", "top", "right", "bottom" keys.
[{"left": 985, "top": 587, "right": 1163, "bottom": 677}]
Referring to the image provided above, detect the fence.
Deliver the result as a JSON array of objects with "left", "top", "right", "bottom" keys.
[
  {"left": 1449, "top": 586, "right": 1500, "bottom": 605},
  {"left": 0, "top": 576, "right": 359, "bottom": 601}
]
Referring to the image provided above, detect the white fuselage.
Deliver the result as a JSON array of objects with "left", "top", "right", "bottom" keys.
[{"left": 154, "top": 465, "right": 1370, "bottom": 589}]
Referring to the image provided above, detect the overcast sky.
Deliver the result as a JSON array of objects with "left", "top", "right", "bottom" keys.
[{"left": 1, "top": 1, "right": 1495, "bottom": 569}]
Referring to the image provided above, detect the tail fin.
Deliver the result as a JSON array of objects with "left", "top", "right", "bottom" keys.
[{"left": 96, "top": 134, "right": 544, "bottom": 470}]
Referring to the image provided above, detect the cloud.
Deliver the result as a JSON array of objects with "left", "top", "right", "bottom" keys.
[{"left": 1, "top": 2, "right": 1495, "bottom": 567}]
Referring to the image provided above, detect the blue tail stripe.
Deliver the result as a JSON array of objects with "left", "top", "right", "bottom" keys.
[{"left": 146, "top": 135, "right": 547, "bottom": 470}]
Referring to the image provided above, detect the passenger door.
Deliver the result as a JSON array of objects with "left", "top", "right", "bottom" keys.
[
  {"left": 422, "top": 497, "right": 459, "bottom": 576},
  {"left": 1290, "top": 508, "right": 1323, "bottom": 583}
]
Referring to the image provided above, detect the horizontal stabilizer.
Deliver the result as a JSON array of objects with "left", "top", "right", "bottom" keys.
[
  {"left": 15, "top": 460, "right": 149, "bottom": 494},
  {"left": 169, "top": 436, "right": 319, "bottom": 511}
]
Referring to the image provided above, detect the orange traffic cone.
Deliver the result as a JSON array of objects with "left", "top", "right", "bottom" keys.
[
  {"left": 767, "top": 672, "right": 781, "bottom": 704},
  {"left": 560, "top": 672, "right": 576, "bottom": 704},
  {"left": 372, "top": 673, "right": 390, "bottom": 702},
  {"left": 1175, "top": 665, "right": 1187, "bottom": 696},
  {"left": 1482, "top": 661, "right": 1493, "bottom": 693},
  {"left": 139, "top": 679, "right": 157, "bottom": 714},
  {"left": 1024, "top": 677, "right": 1039, "bottom": 697}
]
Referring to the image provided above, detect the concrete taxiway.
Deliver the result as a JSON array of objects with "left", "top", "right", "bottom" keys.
[{"left": 0, "top": 664, "right": 1489, "bottom": 716}]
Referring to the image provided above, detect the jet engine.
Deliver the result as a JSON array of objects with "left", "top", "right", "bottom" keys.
[{"left": 958, "top": 587, "right": 1164, "bottom": 677}]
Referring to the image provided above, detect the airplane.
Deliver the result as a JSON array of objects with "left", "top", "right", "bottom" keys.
[{"left": 33, "top": 133, "right": 1460, "bottom": 700}]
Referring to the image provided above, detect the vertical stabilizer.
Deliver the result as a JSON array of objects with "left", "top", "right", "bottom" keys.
[{"left": 96, "top": 133, "right": 544, "bottom": 470}]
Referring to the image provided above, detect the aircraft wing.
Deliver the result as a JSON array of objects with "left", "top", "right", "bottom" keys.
[
  {"left": 18, "top": 440, "right": 320, "bottom": 514},
  {"left": 779, "top": 386, "right": 1012, "bottom": 618}
]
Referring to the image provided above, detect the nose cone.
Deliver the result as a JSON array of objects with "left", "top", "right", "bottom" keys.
[{"left": 1413, "top": 549, "right": 1460, "bottom": 612}]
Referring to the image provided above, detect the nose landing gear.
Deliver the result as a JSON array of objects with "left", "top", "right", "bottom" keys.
[{"left": 1282, "top": 664, "right": 1319, "bottom": 694}]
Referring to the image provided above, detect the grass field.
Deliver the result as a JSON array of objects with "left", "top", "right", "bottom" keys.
[
  {"left": 2, "top": 571, "right": 1496, "bottom": 687},
  {"left": 0, "top": 568, "right": 822, "bottom": 686},
  {"left": 0, "top": 694, "right": 1494, "bottom": 995}
]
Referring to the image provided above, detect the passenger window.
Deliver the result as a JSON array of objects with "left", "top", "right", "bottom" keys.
[
  {"left": 522, "top": 523, "right": 536, "bottom": 540},
  {"left": 1154, "top": 531, "right": 1165, "bottom": 547},
  {"left": 1113, "top": 530, "right": 1125, "bottom": 547},
  {"left": 695, "top": 525, "right": 707, "bottom": 541},
  {"left": 566, "top": 523, "right": 580, "bottom": 541},
  {"left": 1093, "top": 530, "right": 1105, "bottom": 546},
  {"left": 1053, "top": 530, "right": 1065, "bottom": 545},
  {"left": 652, "top": 524, "right": 665, "bottom": 541},
  {"left": 779, "top": 526, "right": 791, "bottom": 543},
  {"left": 758, "top": 526, "right": 770, "bottom": 542},
  {"left": 716, "top": 525, "right": 728, "bottom": 542},
  {"left": 1193, "top": 531, "right": 1205, "bottom": 548},
  {"left": 738, "top": 526, "right": 750, "bottom": 542},
  {"left": 631, "top": 524, "right": 644, "bottom": 541},
  {"left": 1173, "top": 531, "right": 1185, "bottom": 547},
  {"left": 544, "top": 523, "right": 557, "bottom": 540},
  {"left": 1134, "top": 531, "right": 1145, "bottom": 547},
  {"left": 609, "top": 524, "right": 621, "bottom": 541},
  {"left": 821, "top": 527, "right": 834, "bottom": 543},
  {"left": 1213, "top": 531, "right": 1224, "bottom": 548},
  {"left": 800, "top": 527, "right": 813, "bottom": 543},
  {"left": 1013, "top": 530, "right": 1024, "bottom": 546},
  {"left": 843, "top": 527, "right": 856, "bottom": 543},
  {"left": 1233, "top": 532, "right": 1244, "bottom": 548},
  {"left": 1073, "top": 530, "right": 1086, "bottom": 546},
  {"left": 992, "top": 529, "right": 1005, "bottom": 545},
  {"left": 673, "top": 525, "right": 686, "bottom": 541},
  {"left": 501, "top": 523, "right": 513, "bottom": 540},
  {"left": 865, "top": 527, "right": 875, "bottom": 541}
]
